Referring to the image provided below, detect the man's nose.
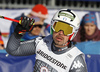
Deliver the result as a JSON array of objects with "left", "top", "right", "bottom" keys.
[{"left": 58, "top": 30, "right": 64, "bottom": 35}]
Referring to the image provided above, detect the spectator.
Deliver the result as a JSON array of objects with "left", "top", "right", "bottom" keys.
[
  {"left": 0, "top": 31, "right": 5, "bottom": 49},
  {"left": 73, "top": 12, "right": 100, "bottom": 43},
  {"left": 9, "top": 4, "right": 50, "bottom": 38},
  {"left": 6, "top": 9, "right": 87, "bottom": 72}
]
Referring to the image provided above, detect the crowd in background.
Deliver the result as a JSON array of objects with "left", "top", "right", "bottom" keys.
[{"left": 1, "top": 9, "right": 100, "bottom": 54}]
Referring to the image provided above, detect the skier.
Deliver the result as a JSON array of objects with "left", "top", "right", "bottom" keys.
[{"left": 6, "top": 9, "right": 87, "bottom": 72}]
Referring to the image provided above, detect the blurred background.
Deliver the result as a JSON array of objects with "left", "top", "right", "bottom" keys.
[
  {"left": 0, "top": 0, "right": 100, "bottom": 47},
  {"left": 0, "top": 0, "right": 100, "bottom": 11},
  {"left": 0, "top": 0, "right": 100, "bottom": 72}
]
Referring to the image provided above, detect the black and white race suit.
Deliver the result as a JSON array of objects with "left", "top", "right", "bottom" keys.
[{"left": 6, "top": 34, "right": 87, "bottom": 72}]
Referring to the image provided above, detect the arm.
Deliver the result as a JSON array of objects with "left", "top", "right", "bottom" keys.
[
  {"left": 69, "top": 54, "right": 88, "bottom": 72},
  {"left": 6, "top": 33, "right": 36, "bottom": 56},
  {"left": 6, "top": 17, "right": 36, "bottom": 56}
]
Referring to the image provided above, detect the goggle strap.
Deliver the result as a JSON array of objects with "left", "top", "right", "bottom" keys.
[{"left": 69, "top": 33, "right": 74, "bottom": 40}]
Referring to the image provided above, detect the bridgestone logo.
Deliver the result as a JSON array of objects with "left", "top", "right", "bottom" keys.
[{"left": 37, "top": 50, "right": 67, "bottom": 70}]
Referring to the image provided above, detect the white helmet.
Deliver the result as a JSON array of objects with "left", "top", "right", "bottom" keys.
[{"left": 51, "top": 9, "right": 80, "bottom": 41}]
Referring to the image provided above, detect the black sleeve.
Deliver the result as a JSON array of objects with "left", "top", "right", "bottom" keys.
[
  {"left": 6, "top": 33, "right": 36, "bottom": 56},
  {"left": 69, "top": 54, "right": 88, "bottom": 72}
]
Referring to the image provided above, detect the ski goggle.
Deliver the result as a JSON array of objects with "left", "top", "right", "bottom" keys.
[{"left": 52, "top": 21, "right": 73, "bottom": 36}]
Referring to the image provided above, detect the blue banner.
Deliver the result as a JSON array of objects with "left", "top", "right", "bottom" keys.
[
  {"left": 85, "top": 54, "right": 100, "bottom": 72},
  {"left": 75, "top": 41, "right": 100, "bottom": 54},
  {"left": 0, "top": 51, "right": 35, "bottom": 72}
]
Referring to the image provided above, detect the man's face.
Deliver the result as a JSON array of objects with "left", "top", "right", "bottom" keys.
[
  {"left": 31, "top": 24, "right": 43, "bottom": 36},
  {"left": 53, "top": 30, "right": 69, "bottom": 47}
]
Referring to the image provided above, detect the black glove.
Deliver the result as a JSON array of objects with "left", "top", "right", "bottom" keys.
[{"left": 14, "top": 17, "right": 35, "bottom": 37}]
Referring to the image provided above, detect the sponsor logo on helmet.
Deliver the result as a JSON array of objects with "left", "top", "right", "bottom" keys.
[
  {"left": 58, "top": 12, "right": 75, "bottom": 21},
  {"left": 63, "top": 17, "right": 67, "bottom": 21}
]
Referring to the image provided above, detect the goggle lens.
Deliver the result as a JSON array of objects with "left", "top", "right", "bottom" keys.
[{"left": 53, "top": 21, "right": 73, "bottom": 35}]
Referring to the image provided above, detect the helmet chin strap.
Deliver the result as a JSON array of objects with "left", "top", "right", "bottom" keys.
[
  {"left": 69, "top": 33, "right": 74, "bottom": 41},
  {"left": 63, "top": 33, "right": 74, "bottom": 46},
  {"left": 63, "top": 41, "right": 71, "bottom": 47}
]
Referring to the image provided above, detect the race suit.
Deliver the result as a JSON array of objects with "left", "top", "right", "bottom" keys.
[{"left": 6, "top": 33, "right": 87, "bottom": 72}]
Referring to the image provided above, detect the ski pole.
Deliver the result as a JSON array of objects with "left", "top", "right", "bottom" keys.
[
  {"left": 0, "top": 15, "right": 35, "bottom": 25},
  {"left": 0, "top": 15, "right": 20, "bottom": 23}
]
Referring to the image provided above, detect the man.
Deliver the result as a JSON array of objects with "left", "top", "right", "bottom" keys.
[
  {"left": 9, "top": 4, "right": 50, "bottom": 38},
  {"left": 6, "top": 9, "right": 87, "bottom": 72}
]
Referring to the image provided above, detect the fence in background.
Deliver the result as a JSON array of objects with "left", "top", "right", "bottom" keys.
[{"left": 0, "top": 0, "right": 100, "bottom": 11}]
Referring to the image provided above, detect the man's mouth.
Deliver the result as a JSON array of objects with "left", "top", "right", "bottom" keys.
[{"left": 56, "top": 36, "right": 63, "bottom": 41}]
